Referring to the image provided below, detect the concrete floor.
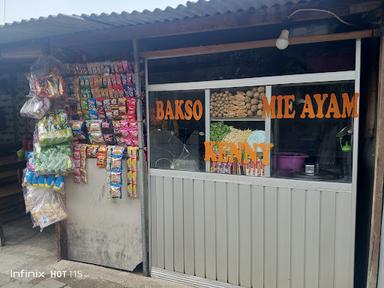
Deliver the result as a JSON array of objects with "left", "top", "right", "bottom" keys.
[{"left": 0, "top": 217, "right": 189, "bottom": 288}]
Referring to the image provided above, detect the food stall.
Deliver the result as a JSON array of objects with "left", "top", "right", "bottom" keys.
[
  {"left": 145, "top": 39, "right": 361, "bottom": 287},
  {"left": 19, "top": 57, "right": 143, "bottom": 271},
  {"left": 0, "top": 1, "right": 382, "bottom": 286}
]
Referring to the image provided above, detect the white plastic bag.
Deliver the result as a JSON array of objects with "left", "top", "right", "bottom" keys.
[
  {"left": 28, "top": 187, "right": 67, "bottom": 231},
  {"left": 20, "top": 96, "right": 50, "bottom": 119}
]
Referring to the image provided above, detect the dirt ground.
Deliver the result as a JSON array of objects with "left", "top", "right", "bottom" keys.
[{"left": 0, "top": 217, "right": 189, "bottom": 288}]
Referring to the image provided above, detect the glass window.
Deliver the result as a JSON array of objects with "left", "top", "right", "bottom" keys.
[
  {"left": 149, "top": 90, "right": 206, "bottom": 172},
  {"left": 207, "top": 86, "right": 269, "bottom": 176},
  {"left": 149, "top": 82, "right": 357, "bottom": 183},
  {"left": 270, "top": 82, "right": 355, "bottom": 183},
  {"left": 148, "top": 40, "right": 355, "bottom": 84}
]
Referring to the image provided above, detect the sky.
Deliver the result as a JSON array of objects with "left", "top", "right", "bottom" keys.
[{"left": 1, "top": 0, "right": 189, "bottom": 24}]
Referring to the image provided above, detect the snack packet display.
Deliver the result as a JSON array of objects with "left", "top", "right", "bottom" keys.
[
  {"left": 20, "top": 96, "right": 51, "bottom": 119},
  {"left": 127, "top": 146, "right": 138, "bottom": 198},
  {"left": 80, "top": 145, "right": 88, "bottom": 183},
  {"left": 29, "top": 188, "right": 67, "bottom": 231},
  {"left": 106, "top": 146, "right": 125, "bottom": 199},
  {"left": 73, "top": 144, "right": 87, "bottom": 183},
  {"left": 112, "top": 120, "right": 138, "bottom": 146},
  {"left": 37, "top": 111, "right": 73, "bottom": 147},
  {"left": 73, "top": 145, "right": 81, "bottom": 183}
]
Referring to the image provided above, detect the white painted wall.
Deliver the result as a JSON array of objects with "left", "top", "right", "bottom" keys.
[{"left": 65, "top": 159, "right": 142, "bottom": 271}]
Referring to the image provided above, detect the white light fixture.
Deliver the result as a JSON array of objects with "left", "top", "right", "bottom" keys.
[{"left": 276, "top": 29, "right": 289, "bottom": 50}]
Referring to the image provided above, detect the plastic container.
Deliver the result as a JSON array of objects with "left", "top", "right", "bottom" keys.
[{"left": 276, "top": 152, "right": 308, "bottom": 172}]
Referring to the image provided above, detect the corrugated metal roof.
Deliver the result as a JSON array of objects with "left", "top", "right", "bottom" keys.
[{"left": 0, "top": 0, "right": 309, "bottom": 44}]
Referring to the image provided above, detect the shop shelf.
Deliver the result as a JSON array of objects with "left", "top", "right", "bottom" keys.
[{"left": 210, "top": 117, "right": 265, "bottom": 122}]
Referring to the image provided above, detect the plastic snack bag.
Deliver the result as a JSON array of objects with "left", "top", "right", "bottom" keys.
[
  {"left": 33, "top": 144, "right": 73, "bottom": 175},
  {"left": 73, "top": 145, "right": 81, "bottom": 183},
  {"left": 37, "top": 111, "right": 73, "bottom": 147},
  {"left": 106, "top": 146, "right": 125, "bottom": 199},
  {"left": 80, "top": 145, "right": 88, "bottom": 183},
  {"left": 20, "top": 96, "right": 51, "bottom": 119},
  {"left": 86, "top": 144, "right": 99, "bottom": 158},
  {"left": 96, "top": 145, "right": 108, "bottom": 168},
  {"left": 29, "top": 188, "right": 67, "bottom": 231},
  {"left": 86, "top": 120, "right": 105, "bottom": 144},
  {"left": 70, "top": 120, "right": 87, "bottom": 142},
  {"left": 127, "top": 146, "right": 138, "bottom": 198}
]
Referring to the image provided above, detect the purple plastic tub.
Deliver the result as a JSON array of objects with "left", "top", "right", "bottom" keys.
[{"left": 275, "top": 152, "right": 308, "bottom": 172}]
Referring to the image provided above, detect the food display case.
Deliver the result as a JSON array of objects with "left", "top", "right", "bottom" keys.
[{"left": 146, "top": 39, "right": 360, "bottom": 288}]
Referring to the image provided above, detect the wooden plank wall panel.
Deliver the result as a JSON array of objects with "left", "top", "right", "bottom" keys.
[
  {"left": 277, "top": 187, "right": 291, "bottom": 288},
  {"left": 319, "top": 191, "right": 336, "bottom": 288},
  {"left": 173, "top": 178, "right": 184, "bottom": 273},
  {"left": 334, "top": 192, "right": 353, "bottom": 288},
  {"left": 227, "top": 183, "right": 240, "bottom": 285},
  {"left": 150, "top": 176, "right": 158, "bottom": 268},
  {"left": 204, "top": 180, "right": 216, "bottom": 280},
  {"left": 194, "top": 179, "right": 205, "bottom": 278},
  {"left": 305, "top": 190, "right": 321, "bottom": 288},
  {"left": 239, "top": 184, "right": 252, "bottom": 288},
  {"left": 183, "top": 178, "right": 194, "bottom": 275},
  {"left": 215, "top": 181, "right": 228, "bottom": 283},
  {"left": 163, "top": 177, "right": 174, "bottom": 270},
  {"left": 150, "top": 175, "right": 354, "bottom": 288},
  {"left": 252, "top": 185, "right": 264, "bottom": 288},
  {"left": 291, "top": 189, "right": 306, "bottom": 288},
  {"left": 155, "top": 176, "right": 164, "bottom": 269},
  {"left": 264, "top": 186, "right": 277, "bottom": 288}
]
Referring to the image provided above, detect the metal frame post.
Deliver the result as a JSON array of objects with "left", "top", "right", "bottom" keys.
[{"left": 133, "top": 39, "right": 149, "bottom": 276}]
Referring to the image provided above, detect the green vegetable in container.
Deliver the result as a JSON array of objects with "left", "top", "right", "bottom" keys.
[{"left": 210, "top": 122, "right": 230, "bottom": 142}]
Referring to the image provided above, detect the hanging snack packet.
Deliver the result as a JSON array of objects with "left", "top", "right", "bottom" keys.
[
  {"left": 86, "top": 120, "right": 104, "bottom": 144},
  {"left": 73, "top": 144, "right": 81, "bottom": 183},
  {"left": 53, "top": 176, "right": 65, "bottom": 192},
  {"left": 107, "top": 146, "right": 125, "bottom": 199},
  {"left": 86, "top": 144, "right": 99, "bottom": 158},
  {"left": 37, "top": 111, "right": 73, "bottom": 147},
  {"left": 101, "top": 120, "right": 116, "bottom": 145},
  {"left": 80, "top": 145, "right": 88, "bottom": 183},
  {"left": 96, "top": 145, "right": 108, "bottom": 168},
  {"left": 70, "top": 120, "right": 87, "bottom": 142},
  {"left": 34, "top": 144, "right": 72, "bottom": 175},
  {"left": 126, "top": 146, "right": 138, "bottom": 198}
]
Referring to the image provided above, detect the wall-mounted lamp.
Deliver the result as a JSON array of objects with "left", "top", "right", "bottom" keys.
[
  {"left": 276, "top": 29, "right": 290, "bottom": 50},
  {"left": 275, "top": 9, "right": 355, "bottom": 50}
]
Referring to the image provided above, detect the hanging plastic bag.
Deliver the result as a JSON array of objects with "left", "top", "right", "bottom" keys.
[
  {"left": 37, "top": 111, "right": 73, "bottom": 147},
  {"left": 29, "top": 56, "right": 66, "bottom": 99},
  {"left": 33, "top": 144, "right": 73, "bottom": 175},
  {"left": 29, "top": 188, "right": 67, "bottom": 231},
  {"left": 20, "top": 96, "right": 50, "bottom": 119}
]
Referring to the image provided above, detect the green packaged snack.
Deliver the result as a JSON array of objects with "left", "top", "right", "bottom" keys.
[
  {"left": 37, "top": 111, "right": 73, "bottom": 147},
  {"left": 33, "top": 144, "right": 73, "bottom": 175}
]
